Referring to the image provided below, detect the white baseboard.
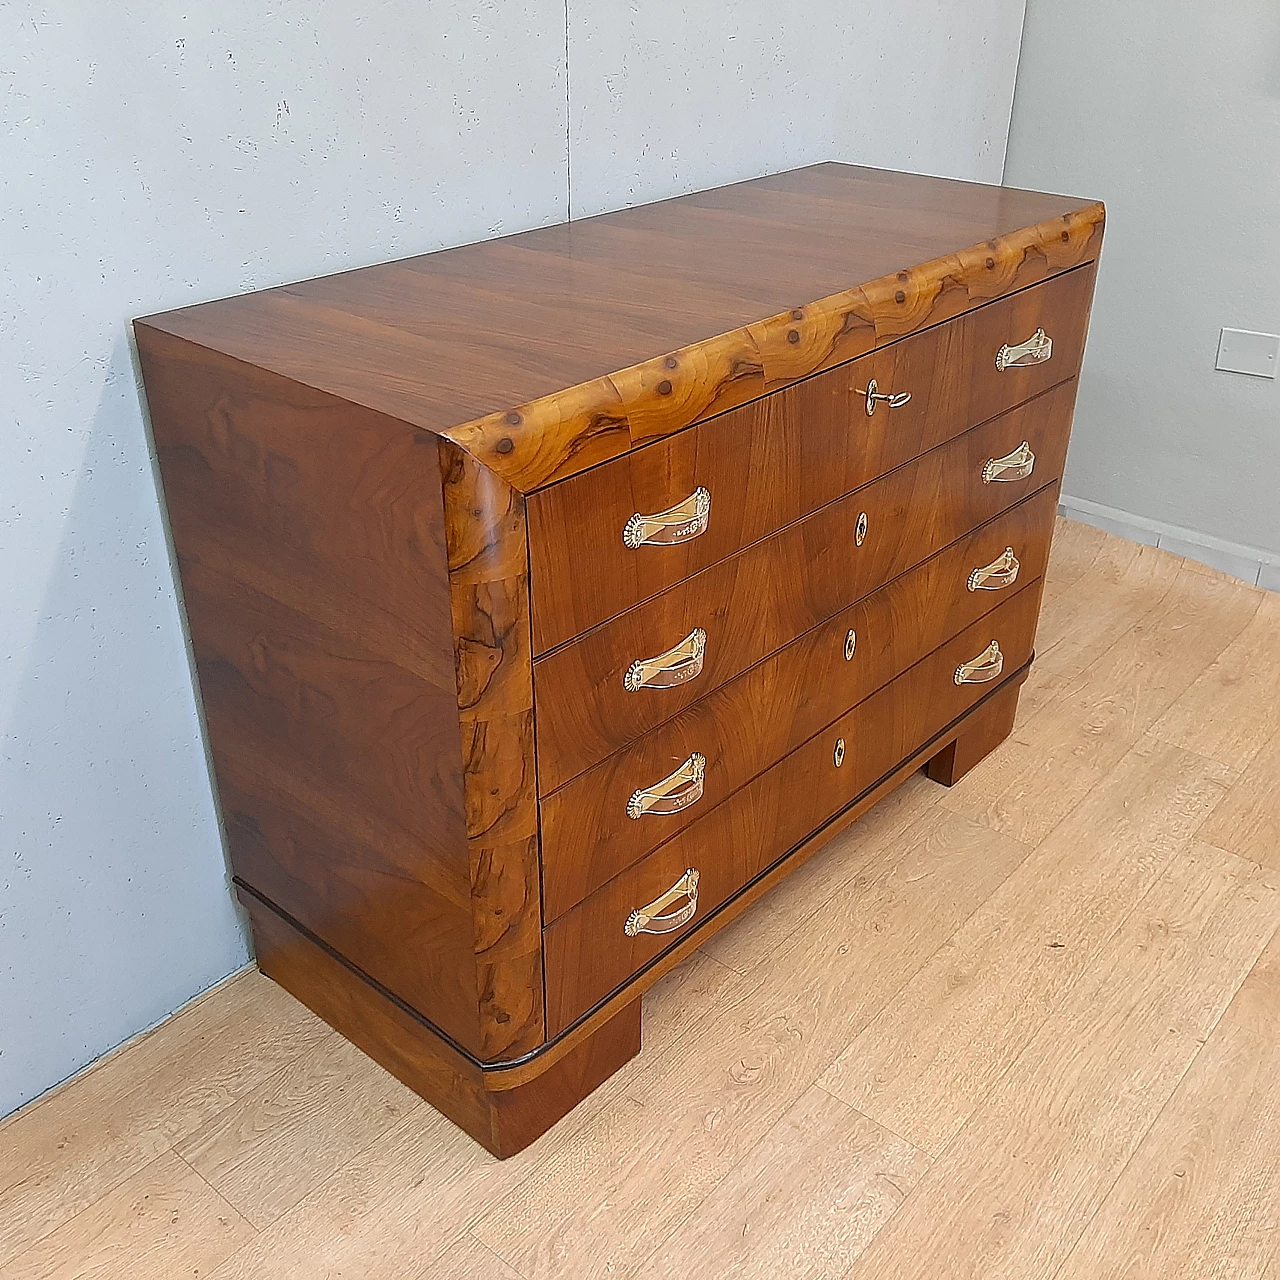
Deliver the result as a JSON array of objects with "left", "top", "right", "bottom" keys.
[{"left": 1058, "top": 495, "right": 1280, "bottom": 593}]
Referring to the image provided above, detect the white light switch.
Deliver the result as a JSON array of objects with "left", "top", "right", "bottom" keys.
[{"left": 1216, "top": 328, "right": 1279, "bottom": 379}]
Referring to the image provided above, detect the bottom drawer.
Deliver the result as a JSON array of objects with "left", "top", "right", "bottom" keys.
[{"left": 543, "top": 581, "right": 1044, "bottom": 1035}]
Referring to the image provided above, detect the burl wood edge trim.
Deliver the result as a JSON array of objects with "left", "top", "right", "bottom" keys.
[
  {"left": 441, "top": 204, "right": 1105, "bottom": 492},
  {"left": 438, "top": 439, "right": 545, "bottom": 1060}
]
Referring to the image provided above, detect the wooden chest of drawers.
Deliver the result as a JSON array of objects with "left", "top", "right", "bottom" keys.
[{"left": 135, "top": 163, "right": 1102, "bottom": 1157}]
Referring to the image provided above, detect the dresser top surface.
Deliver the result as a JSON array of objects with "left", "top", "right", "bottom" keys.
[{"left": 140, "top": 165, "right": 1097, "bottom": 416}]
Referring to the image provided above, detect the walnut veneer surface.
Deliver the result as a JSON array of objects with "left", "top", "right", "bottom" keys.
[{"left": 135, "top": 162, "right": 1104, "bottom": 1156}]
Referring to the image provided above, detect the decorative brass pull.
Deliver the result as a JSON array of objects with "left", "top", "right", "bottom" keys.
[
  {"left": 624, "top": 868, "right": 701, "bottom": 937},
  {"left": 954, "top": 640, "right": 1004, "bottom": 685},
  {"left": 627, "top": 752, "right": 706, "bottom": 820},
  {"left": 860, "top": 378, "right": 912, "bottom": 417},
  {"left": 995, "top": 327, "right": 1053, "bottom": 371},
  {"left": 982, "top": 441, "right": 1035, "bottom": 484},
  {"left": 967, "top": 547, "right": 1021, "bottom": 592},
  {"left": 623, "top": 487, "right": 711, "bottom": 549},
  {"left": 624, "top": 628, "right": 708, "bottom": 693}
]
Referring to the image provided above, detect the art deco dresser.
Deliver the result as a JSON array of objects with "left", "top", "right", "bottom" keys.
[{"left": 136, "top": 163, "right": 1103, "bottom": 1157}]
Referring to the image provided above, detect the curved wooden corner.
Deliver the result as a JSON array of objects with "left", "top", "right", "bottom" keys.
[
  {"left": 438, "top": 438, "right": 545, "bottom": 1061},
  {"left": 440, "top": 203, "right": 1105, "bottom": 493}
]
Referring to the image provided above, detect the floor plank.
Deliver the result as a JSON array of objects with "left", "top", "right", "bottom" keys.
[
  {"left": 174, "top": 1035, "right": 419, "bottom": 1229},
  {"left": 1032, "top": 536, "right": 1180, "bottom": 685},
  {"left": 1196, "top": 726, "right": 1280, "bottom": 872},
  {"left": 939, "top": 559, "right": 1260, "bottom": 847},
  {"left": 471, "top": 809, "right": 1029, "bottom": 1280},
  {"left": 415, "top": 1235, "right": 523, "bottom": 1280},
  {"left": 0, "top": 972, "right": 325, "bottom": 1270},
  {"left": 1151, "top": 590, "right": 1280, "bottom": 770},
  {"left": 636, "top": 1085, "right": 930, "bottom": 1280},
  {"left": 819, "top": 736, "right": 1236, "bottom": 1154},
  {"left": 843, "top": 842, "right": 1280, "bottom": 1280},
  {"left": 202, "top": 1106, "right": 528, "bottom": 1280},
  {"left": 0, "top": 1153, "right": 254, "bottom": 1280},
  {"left": 1054, "top": 925, "right": 1280, "bottom": 1280}
]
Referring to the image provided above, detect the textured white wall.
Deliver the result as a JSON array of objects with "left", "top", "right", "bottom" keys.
[
  {"left": 1006, "top": 0, "right": 1280, "bottom": 564},
  {"left": 2, "top": 2, "right": 1028, "bottom": 1114},
  {"left": 568, "top": 0, "right": 1027, "bottom": 216}
]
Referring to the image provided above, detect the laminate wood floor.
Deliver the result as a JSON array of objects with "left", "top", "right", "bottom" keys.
[{"left": 5, "top": 519, "right": 1279, "bottom": 1280}]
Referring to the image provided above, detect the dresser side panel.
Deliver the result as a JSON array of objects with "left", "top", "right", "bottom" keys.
[{"left": 135, "top": 325, "right": 483, "bottom": 1056}]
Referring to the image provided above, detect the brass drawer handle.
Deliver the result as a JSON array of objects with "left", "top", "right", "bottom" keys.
[
  {"left": 627, "top": 752, "right": 706, "bottom": 820},
  {"left": 860, "top": 378, "right": 912, "bottom": 417},
  {"left": 624, "top": 627, "right": 708, "bottom": 693},
  {"left": 995, "top": 327, "right": 1053, "bottom": 371},
  {"left": 967, "top": 547, "right": 1021, "bottom": 592},
  {"left": 623, "top": 487, "right": 711, "bottom": 549},
  {"left": 982, "top": 441, "right": 1035, "bottom": 484},
  {"left": 955, "top": 640, "right": 1004, "bottom": 685},
  {"left": 624, "top": 868, "right": 700, "bottom": 937}
]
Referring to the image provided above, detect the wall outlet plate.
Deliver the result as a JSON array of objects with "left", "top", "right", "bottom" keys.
[{"left": 1216, "top": 328, "right": 1279, "bottom": 379}]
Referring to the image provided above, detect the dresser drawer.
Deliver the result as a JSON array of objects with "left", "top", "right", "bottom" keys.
[
  {"left": 543, "top": 583, "right": 1044, "bottom": 1034},
  {"left": 527, "top": 264, "right": 1095, "bottom": 654},
  {"left": 539, "top": 484, "right": 1057, "bottom": 918},
  {"left": 534, "top": 379, "right": 1076, "bottom": 795}
]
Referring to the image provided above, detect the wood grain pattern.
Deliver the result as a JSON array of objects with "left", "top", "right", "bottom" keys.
[
  {"left": 420, "top": 1235, "right": 526, "bottom": 1280},
  {"left": 140, "top": 164, "right": 1102, "bottom": 494},
  {"left": 844, "top": 842, "right": 1280, "bottom": 1280},
  {"left": 0, "top": 1152, "right": 253, "bottom": 1280},
  {"left": 820, "top": 736, "right": 1238, "bottom": 1155},
  {"left": 437, "top": 208, "right": 1102, "bottom": 492},
  {"left": 1033, "top": 534, "right": 1184, "bottom": 688},
  {"left": 527, "top": 265, "right": 1095, "bottom": 650},
  {"left": 134, "top": 327, "right": 484, "bottom": 1055},
  {"left": 543, "top": 587, "right": 1043, "bottom": 1035},
  {"left": 1054, "top": 925, "right": 1280, "bottom": 1280},
  {"left": 1198, "top": 727, "right": 1280, "bottom": 871},
  {"left": 1150, "top": 590, "right": 1280, "bottom": 770},
  {"left": 173, "top": 1034, "right": 417, "bottom": 1229},
  {"left": 541, "top": 491, "right": 1058, "bottom": 917},
  {"left": 510, "top": 686, "right": 1029, "bottom": 1068},
  {"left": 635, "top": 1085, "right": 930, "bottom": 1280},
  {"left": 535, "top": 459, "right": 1064, "bottom": 801},
  {"left": 438, "top": 440, "right": 544, "bottom": 1061}
]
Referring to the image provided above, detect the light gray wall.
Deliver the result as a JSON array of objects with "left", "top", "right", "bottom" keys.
[
  {"left": 568, "top": 1, "right": 1026, "bottom": 214},
  {"left": 1005, "top": 0, "right": 1280, "bottom": 570},
  {"left": 0, "top": 1, "right": 569, "bottom": 1117},
  {"left": 2, "top": 1, "right": 1027, "bottom": 1116}
]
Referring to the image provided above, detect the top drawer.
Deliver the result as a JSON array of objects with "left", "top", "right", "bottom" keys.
[{"left": 526, "top": 263, "right": 1096, "bottom": 654}]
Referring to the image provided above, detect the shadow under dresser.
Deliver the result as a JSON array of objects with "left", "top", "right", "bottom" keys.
[{"left": 135, "top": 162, "right": 1103, "bottom": 1157}]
